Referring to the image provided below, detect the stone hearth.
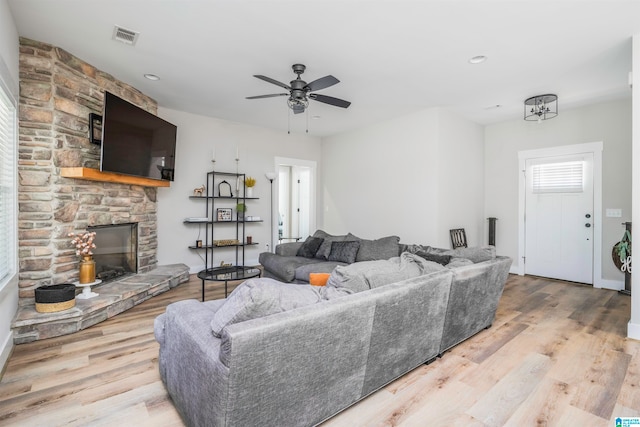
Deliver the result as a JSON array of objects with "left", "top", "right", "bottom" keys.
[{"left": 12, "top": 264, "right": 189, "bottom": 344}]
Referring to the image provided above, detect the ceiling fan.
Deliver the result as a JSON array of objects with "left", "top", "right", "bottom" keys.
[{"left": 246, "top": 64, "right": 351, "bottom": 114}]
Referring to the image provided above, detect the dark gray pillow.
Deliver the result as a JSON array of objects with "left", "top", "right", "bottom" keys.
[
  {"left": 313, "top": 230, "right": 348, "bottom": 260},
  {"left": 355, "top": 235, "right": 400, "bottom": 262},
  {"left": 415, "top": 250, "right": 452, "bottom": 266},
  {"left": 328, "top": 240, "right": 361, "bottom": 264},
  {"left": 296, "top": 236, "right": 324, "bottom": 258}
]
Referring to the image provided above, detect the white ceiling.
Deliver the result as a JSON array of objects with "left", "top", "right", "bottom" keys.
[{"left": 7, "top": 0, "right": 640, "bottom": 137}]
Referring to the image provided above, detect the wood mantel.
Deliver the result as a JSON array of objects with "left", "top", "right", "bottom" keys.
[{"left": 60, "top": 167, "right": 171, "bottom": 187}]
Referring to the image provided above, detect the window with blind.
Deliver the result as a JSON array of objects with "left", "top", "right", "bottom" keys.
[
  {"left": 0, "top": 82, "right": 16, "bottom": 283},
  {"left": 532, "top": 160, "right": 584, "bottom": 193}
]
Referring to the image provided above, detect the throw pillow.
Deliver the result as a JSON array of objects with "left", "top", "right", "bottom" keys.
[
  {"left": 210, "top": 278, "right": 322, "bottom": 337},
  {"left": 313, "top": 230, "right": 349, "bottom": 260},
  {"left": 328, "top": 240, "right": 361, "bottom": 264},
  {"left": 354, "top": 235, "right": 401, "bottom": 262},
  {"left": 296, "top": 236, "right": 324, "bottom": 258},
  {"left": 414, "top": 250, "right": 452, "bottom": 266},
  {"left": 309, "top": 273, "right": 331, "bottom": 286}
]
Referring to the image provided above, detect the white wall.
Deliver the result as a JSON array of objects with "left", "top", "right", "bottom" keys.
[
  {"left": 321, "top": 107, "right": 484, "bottom": 248},
  {"left": 0, "top": 0, "right": 19, "bottom": 376},
  {"left": 156, "top": 108, "right": 322, "bottom": 273},
  {"left": 630, "top": 34, "right": 640, "bottom": 340},
  {"left": 484, "top": 98, "right": 632, "bottom": 283}
]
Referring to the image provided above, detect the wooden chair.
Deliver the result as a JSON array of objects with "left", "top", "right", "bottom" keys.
[{"left": 450, "top": 228, "right": 467, "bottom": 249}]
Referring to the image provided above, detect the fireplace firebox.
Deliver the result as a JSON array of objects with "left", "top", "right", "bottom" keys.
[{"left": 88, "top": 223, "right": 138, "bottom": 281}]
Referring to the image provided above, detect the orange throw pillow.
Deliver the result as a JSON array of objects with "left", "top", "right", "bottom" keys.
[{"left": 309, "top": 273, "right": 330, "bottom": 287}]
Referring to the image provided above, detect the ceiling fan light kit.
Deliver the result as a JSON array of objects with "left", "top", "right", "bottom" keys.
[
  {"left": 524, "top": 94, "right": 558, "bottom": 122},
  {"left": 247, "top": 63, "right": 351, "bottom": 115}
]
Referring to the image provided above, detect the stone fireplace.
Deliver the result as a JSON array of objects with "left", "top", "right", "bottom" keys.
[
  {"left": 89, "top": 222, "right": 138, "bottom": 281},
  {"left": 11, "top": 38, "right": 189, "bottom": 343},
  {"left": 16, "top": 37, "right": 161, "bottom": 306}
]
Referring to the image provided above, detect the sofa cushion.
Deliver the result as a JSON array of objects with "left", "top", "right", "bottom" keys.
[
  {"left": 296, "top": 236, "right": 324, "bottom": 258},
  {"left": 326, "top": 261, "right": 383, "bottom": 293},
  {"left": 446, "top": 257, "right": 475, "bottom": 268},
  {"left": 258, "top": 252, "right": 324, "bottom": 282},
  {"left": 293, "top": 260, "right": 346, "bottom": 282},
  {"left": 327, "top": 252, "right": 446, "bottom": 293},
  {"left": 328, "top": 240, "right": 361, "bottom": 264},
  {"left": 351, "top": 234, "right": 401, "bottom": 262},
  {"left": 367, "top": 253, "right": 445, "bottom": 289},
  {"left": 414, "top": 251, "right": 452, "bottom": 266},
  {"left": 313, "top": 230, "right": 351, "bottom": 260},
  {"left": 444, "top": 246, "right": 496, "bottom": 263},
  {"left": 210, "top": 278, "right": 323, "bottom": 337}
]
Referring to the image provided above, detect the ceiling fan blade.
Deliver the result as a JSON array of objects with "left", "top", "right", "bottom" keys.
[
  {"left": 246, "top": 93, "right": 289, "bottom": 99},
  {"left": 309, "top": 93, "right": 351, "bottom": 108},
  {"left": 254, "top": 75, "right": 291, "bottom": 90},
  {"left": 304, "top": 75, "right": 339, "bottom": 92}
]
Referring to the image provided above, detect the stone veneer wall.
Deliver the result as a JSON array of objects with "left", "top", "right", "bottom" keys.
[{"left": 18, "top": 38, "right": 160, "bottom": 306}]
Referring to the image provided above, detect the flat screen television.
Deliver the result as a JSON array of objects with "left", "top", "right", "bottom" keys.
[{"left": 99, "top": 91, "right": 177, "bottom": 181}]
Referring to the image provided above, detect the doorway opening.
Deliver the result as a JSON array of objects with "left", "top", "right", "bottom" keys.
[
  {"left": 518, "top": 142, "right": 603, "bottom": 287},
  {"left": 274, "top": 157, "right": 316, "bottom": 245}
]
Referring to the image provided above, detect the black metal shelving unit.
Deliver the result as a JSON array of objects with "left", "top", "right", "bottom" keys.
[{"left": 184, "top": 171, "right": 262, "bottom": 298}]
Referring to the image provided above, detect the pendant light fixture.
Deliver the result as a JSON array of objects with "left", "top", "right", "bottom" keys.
[{"left": 524, "top": 94, "right": 558, "bottom": 122}]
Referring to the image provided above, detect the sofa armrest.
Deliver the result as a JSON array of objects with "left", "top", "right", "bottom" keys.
[{"left": 275, "top": 241, "right": 303, "bottom": 256}]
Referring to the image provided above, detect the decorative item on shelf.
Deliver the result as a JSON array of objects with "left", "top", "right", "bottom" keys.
[
  {"left": 193, "top": 184, "right": 205, "bottom": 197},
  {"left": 196, "top": 239, "right": 203, "bottom": 248},
  {"left": 236, "top": 202, "right": 247, "bottom": 221},
  {"left": 68, "top": 231, "right": 97, "bottom": 284},
  {"left": 220, "top": 261, "right": 232, "bottom": 267},
  {"left": 217, "top": 208, "right": 232, "bottom": 221},
  {"left": 247, "top": 235, "right": 253, "bottom": 244},
  {"left": 214, "top": 239, "right": 240, "bottom": 247},
  {"left": 245, "top": 176, "right": 256, "bottom": 197},
  {"left": 218, "top": 180, "right": 233, "bottom": 197}
]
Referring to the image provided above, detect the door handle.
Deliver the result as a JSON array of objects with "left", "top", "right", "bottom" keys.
[{"left": 585, "top": 223, "right": 591, "bottom": 228}]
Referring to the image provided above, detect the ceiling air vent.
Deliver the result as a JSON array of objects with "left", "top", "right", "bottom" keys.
[{"left": 112, "top": 26, "right": 139, "bottom": 45}]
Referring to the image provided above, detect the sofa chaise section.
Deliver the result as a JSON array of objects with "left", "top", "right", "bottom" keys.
[{"left": 154, "top": 269, "right": 453, "bottom": 427}]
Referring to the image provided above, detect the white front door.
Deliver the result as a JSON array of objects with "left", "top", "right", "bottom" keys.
[{"left": 524, "top": 153, "right": 594, "bottom": 284}]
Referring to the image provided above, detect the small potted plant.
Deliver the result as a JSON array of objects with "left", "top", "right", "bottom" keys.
[
  {"left": 245, "top": 176, "right": 256, "bottom": 197},
  {"left": 236, "top": 202, "right": 247, "bottom": 221}
]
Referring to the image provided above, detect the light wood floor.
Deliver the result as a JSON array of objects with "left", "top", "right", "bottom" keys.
[{"left": 0, "top": 274, "right": 638, "bottom": 426}]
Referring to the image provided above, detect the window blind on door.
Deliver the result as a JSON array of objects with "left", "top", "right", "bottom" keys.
[{"left": 532, "top": 160, "right": 584, "bottom": 193}]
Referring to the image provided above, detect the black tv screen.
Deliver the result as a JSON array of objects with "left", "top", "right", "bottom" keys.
[{"left": 100, "top": 92, "right": 177, "bottom": 181}]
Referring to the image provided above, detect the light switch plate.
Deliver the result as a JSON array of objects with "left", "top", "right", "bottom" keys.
[{"left": 606, "top": 208, "right": 622, "bottom": 218}]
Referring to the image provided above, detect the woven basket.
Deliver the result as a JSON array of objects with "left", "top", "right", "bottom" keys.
[{"left": 35, "top": 284, "right": 76, "bottom": 313}]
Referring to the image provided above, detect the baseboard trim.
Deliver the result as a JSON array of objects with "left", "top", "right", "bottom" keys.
[
  {"left": 0, "top": 330, "right": 13, "bottom": 380},
  {"left": 595, "top": 278, "right": 623, "bottom": 291},
  {"left": 628, "top": 321, "right": 640, "bottom": 341}
]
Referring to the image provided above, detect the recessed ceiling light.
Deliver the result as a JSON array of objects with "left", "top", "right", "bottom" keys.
[
  {"left": 469, "top": 55, "right": 487, "bottom": 64},
  {"left": 485, "top": 104, "right": 502, "bottom": 110},
  {"left": 144, "top": 74, "right": 160, "bottom": 81},
  {"left": 312, "top": 115, "right": 321, "bottom": 120}
]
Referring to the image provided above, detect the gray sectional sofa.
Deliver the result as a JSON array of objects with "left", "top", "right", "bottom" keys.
[
  {"left": 155, "top": 236, "right": 512, "bottom": 427},
  {"left": 259, "top": 230, "right": 403, "bottom": 283}
]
